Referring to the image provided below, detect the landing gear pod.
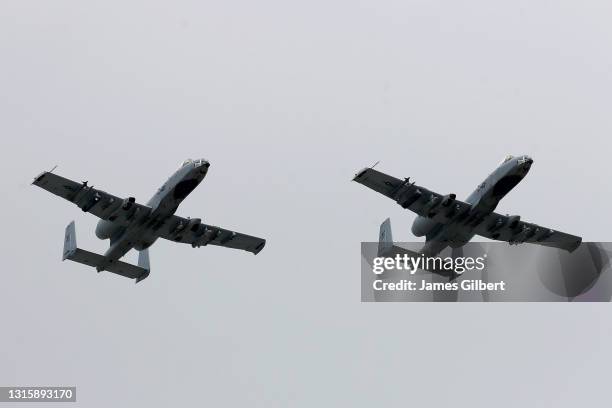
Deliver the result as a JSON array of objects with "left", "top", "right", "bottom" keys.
[
  {"left": 508, "top": 215, "right": 521, "bottom": 229},
  {"left": 441, "top": 194, "right": 456, "bottom": 207},
  {"left": 121, "top": 197, "right": 136, "bottom": 210}
]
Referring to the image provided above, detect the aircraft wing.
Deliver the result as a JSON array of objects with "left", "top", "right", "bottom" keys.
[
  {"left": 32, "top": 171, "right": 151, "bottom": 226},
  {"left": 353, "top": 168, "right": 474, "bottom": 224},
  {"left": 157, "top": 214, "right": 266, "bottom": 255},
  {"left": 354, "top": 168, "right": 582, "bottom": 252},
  {"left": 473, "top": 212, "right": 582, "bottom": 252}
]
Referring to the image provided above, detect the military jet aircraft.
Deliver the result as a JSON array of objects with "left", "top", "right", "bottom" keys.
[
  {"left": 33, "top": 159, "right": 266, "bottom": 283},
  {"left": 354, "top": 155, "right": 581, "bottom": 256}
]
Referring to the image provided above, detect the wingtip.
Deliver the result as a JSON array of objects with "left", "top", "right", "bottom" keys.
[
  {"left": 568, "top": 237, "right": 583, "bottom": 253},
  {"left": 353, "top": 167, "right": 369, "bottom": 181},
  {"left": 353, "top": 160, "right": 381, "bottom": 181},
  {"left": 253, "top": 240, "right": 266, "bottom": 255},
  {"left": 32, "top": 165, "right": 58, "bottom": 185},
  {"left": 32, "top": 171, "right": 48, "bottom": 185}
]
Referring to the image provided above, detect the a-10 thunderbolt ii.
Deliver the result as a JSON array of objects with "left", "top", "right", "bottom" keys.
[
  {"left": 33, "top": 159, "right": 266, "bottom": 283},
  {"left": 354, "top": 155, "right": 581, "bottom": 257}
]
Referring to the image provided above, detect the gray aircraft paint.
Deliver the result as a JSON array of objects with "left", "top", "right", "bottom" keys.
[
  {"left": 94, "top": 159, "right": 210, "bottom": 252},
  {"left": 4, "top": 1, "right": 612, "bottom": 406},
  {"left": 354, "top": 155, "right": 581, "bottom": 257},
  {"left": 32, "top": 159, "right": 265, "bottom": 281}
]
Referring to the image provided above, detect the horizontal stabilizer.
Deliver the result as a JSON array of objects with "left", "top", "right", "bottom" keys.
[
  {"left": 377, "top": 219, "right": 457, "bottom": 280},
  {"left": 63, "top": 221, "right": 150, "bottom": 283}
]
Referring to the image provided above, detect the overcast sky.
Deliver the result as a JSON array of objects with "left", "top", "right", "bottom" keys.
[{"left": 2, "top": 1, "right": 612, "bottom": 407}]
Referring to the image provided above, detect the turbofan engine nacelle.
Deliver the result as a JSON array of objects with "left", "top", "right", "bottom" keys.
[
  {"left": 411, "top": 216, "right": 439, "bottom": 237},
  {"left": 95, "top": 219, "right": 123, "bottom": 240}
]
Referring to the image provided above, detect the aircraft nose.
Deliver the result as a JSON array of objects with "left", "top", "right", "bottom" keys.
[
  {"left": 517, "top": 156, "right": 533, "bottom": 173},
  {"left": 197, "top": 159, "right": 210, "bottom": 174},
  {"left": 195, "top": 159, "right": 210, "bottom": 168}
]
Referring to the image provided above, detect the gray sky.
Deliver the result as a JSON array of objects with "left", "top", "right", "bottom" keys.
[{"left": 2, "top": 1, "right": 612, "bottom": 406}]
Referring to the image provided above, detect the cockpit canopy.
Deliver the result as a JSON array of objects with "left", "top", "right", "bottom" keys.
[
  {"left": 499, "top": 155, "right": 514, "bottom": 166},
  {"left": 181, "top": 158, "right": 208, "bottom": 167}
]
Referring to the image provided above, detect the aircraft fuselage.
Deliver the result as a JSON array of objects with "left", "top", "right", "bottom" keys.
[
  {"left": 94, "top": 159, "right": 210, "bottom": 270},
  {"left": 412, "top": 155, "right": 534, "bottom": 255}
]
